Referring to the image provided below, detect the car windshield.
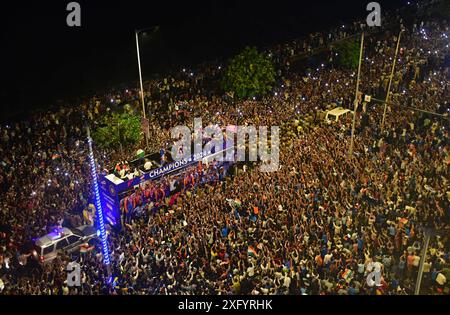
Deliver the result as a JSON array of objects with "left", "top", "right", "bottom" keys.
[
  {"left": 56, "top": 239, "right": 69, "bottom": 250},
  {"left": 71, "top": 228, "right": 83, "bottom": 237},
  {"left": 67, "top": 235, "right": 80, "bottom": 245},
  {"left": 42, "top": 246, "right": 53, "bottom": 256}
]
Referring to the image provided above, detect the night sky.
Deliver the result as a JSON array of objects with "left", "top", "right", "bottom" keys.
[{"left": 1, "top": 0, "right": 407, "bottom": 119}]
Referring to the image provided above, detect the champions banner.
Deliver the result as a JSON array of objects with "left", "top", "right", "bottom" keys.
[
  {"left": 116, "top": 142, "right": 233, "bottom": 192},
  {"left": 99, "top": 143, "right": 234, "bottom": 230},
  {"left": 99, "top": 175, "right": 121, "bottom": 230}
]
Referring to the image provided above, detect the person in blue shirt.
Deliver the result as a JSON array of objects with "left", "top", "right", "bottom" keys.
[
  {"left": 348, "top": 285, "right": 357, "bottom": 295},
  {"left": 352, "top": 207, "right": 358, "bottom": 217},
  {"left": 357, "top": 237, "right": 364, "bottom": 252},
  {"left": 431, "top": 268, "right": 439, "bottom": 283},
  {"left": 322, "top": 233, "right": 328, "bottom": 245},
  {"left": 391, "top": 278, "right": 399, "bottom": 290},
  {"left": 321, "top": 246, "right": 328, "bottom": 259},
  {"left": 160, "top": 148, "right": 166, "bottom": 166},
  {"left": 221, "top": 226, "right": 228, "bottom": 238}
]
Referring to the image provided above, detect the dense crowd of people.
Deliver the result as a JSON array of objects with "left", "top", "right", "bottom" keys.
[{"left": 0, "top": 1, "right": 449, "bottom": 295}]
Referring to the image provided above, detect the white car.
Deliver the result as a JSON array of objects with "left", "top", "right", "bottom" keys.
[
  {"left": 325, "top": 107, "right": 353, "bottom": 124},
  {"left": 33, "top": 226, "right": 97, "bottom": 264}
]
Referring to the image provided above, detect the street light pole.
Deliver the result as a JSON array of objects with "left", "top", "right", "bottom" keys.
[
  {"left": 349, "top": 32, "right": 365, "bottom": 157},
  {"left": 414, "top": 228, "right": 450, "bottom": 295},
  {"left": 135, "top": 29, "right": 149, "bottom": 148},
  {"left": 381, "top": 30, "right": 403, "bottom": 131},
  {"left": 415, "top": 229, "right": 431, "bottom": 295}
]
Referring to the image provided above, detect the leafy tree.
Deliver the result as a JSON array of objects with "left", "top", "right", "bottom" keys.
[
  {"left": 222, "top": 46, "right": 276, "bottom": 99},
  {"left": 334, "top": 40, "right": 360, "bottom": 70},
  {"left": 92, "top": 112, "right": 142, "bottom": 149}
]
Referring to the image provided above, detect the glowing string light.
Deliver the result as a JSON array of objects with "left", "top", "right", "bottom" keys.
[{"left": 87, "top": 136, "right": 110, "bottom": 266}]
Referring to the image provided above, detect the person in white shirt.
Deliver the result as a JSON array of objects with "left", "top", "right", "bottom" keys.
[
  {"left": 144, "top": 160, "right": 153, "bottom": 171},
  {"left": 283, "top": 275, "right": 291, "bottom": 288},
  {"left": 324, "top": 252, "right": 333, "bottom": 265},
  {"left": 247, "top": 265, "right": 255, "bottom": 277}
]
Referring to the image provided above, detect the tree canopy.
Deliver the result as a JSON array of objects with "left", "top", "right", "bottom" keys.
[
  {"left": 92, "top": 112, "right": 142, "bottom": 149},
  {"left": 221, "top": 46, "right": 276, "bottom": 99},
  {"left": 334, "top": 40, "right": 361, "bottom": 70}
]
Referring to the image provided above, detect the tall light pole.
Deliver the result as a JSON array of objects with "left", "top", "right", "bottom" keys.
[
  {"left": 349, "top": 32, "right": 365, "bottom": 156},
  {"left": 86, "top": 125, "right": 111, "bottom": 279},
  {"left": 135, "top": 27, "right": 157, "bottom": 148},
  {"left": 381, "top": 30, "right": 403, "bottom": 131},
  {"left": 135, "top": 30, "right": 146, "bottom": 120},
  {"left": 414, "top": 228, "right": 449, "bottom": 295},
  {"left": 414, "top": 228, "right": 431, "bottom": 295}
]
